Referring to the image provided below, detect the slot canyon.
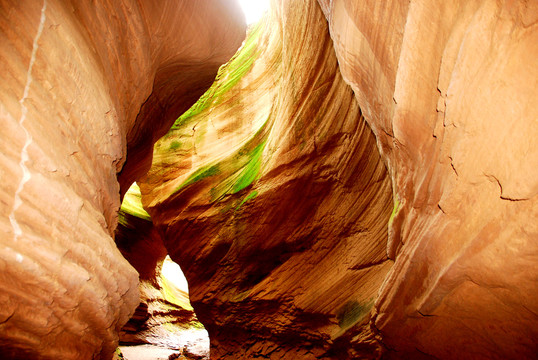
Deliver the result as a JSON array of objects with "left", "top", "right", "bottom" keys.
[{"left": 0, "top": 0, "right": 537, "bottom": 359}]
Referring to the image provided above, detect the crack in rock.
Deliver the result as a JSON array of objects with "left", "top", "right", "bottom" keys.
[{"left": 485, "top": 173, "right": 529, "bottom": 202}]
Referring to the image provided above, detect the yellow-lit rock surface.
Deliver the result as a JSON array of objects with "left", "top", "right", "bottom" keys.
[
  {"left": 318, "top": 0, "right": 538, "bottom": 358},
  {"left": 116, "top": 185, "right": 205, "bottom": 354},
  {"left": 139, "top": 0, "right": 393, "bottom": 358},
  {"left": 0, "top": 0, "right": 244, "bottom": 358}
]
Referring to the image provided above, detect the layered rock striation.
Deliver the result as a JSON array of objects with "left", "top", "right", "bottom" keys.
[
  {"left": 318, "top": 1, "right": 538, "bottom": 358},
  {"left": 2, "top": 0, "right": 537, "bottom": 359},
  {"left": 140, "top": 0, "right": 538, "bottom": 358},
  {"left": 140, "top": 1, "right": 393, "bottom": 358},
  {"left": 0, "top": 0, "right": 244, "bottom": 358}
]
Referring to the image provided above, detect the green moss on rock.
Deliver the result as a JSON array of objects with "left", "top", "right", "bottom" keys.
[
  {"left": 171, "top": 21, "right": 264, "bottom": 130},
  {"left": 175, "top": 164, "right": 221, "bottom": 193},
  {"left": 169, "top": 140, "right": 181, "bottom": 150},
  {"left": 120, "top": 183, "right": 151, "bottom": 223},
  {"left": 388, "top": 196, "right": 401, "bottom": 227},
  {"left": 336, "top": 300, "right": 373, "bottom": 329},
  {"left": 236, "top": 190, "right": 259, "bottom": 210},
  {"left": 232, "top": 141, "right": 266, "bottom": 193}
]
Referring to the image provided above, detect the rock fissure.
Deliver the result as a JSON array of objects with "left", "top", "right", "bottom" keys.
[
  {"left": 0, "top": 312, "right": 14, "bottom": 326},
  {"left": 486, "top": 173, "right": 530, "bottom": 202}
]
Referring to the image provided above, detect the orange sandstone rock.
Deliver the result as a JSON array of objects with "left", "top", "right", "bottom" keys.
[
  {"left": 140, "top": 0, "right": 393, "bottom": 358},
  {"left": 0, "top": 0, "right": 244, "bottom": 358},
  {"left": 2, "top": 0, "right": 536, "bottom": 358},
  {"left": 318, "top": 0, "right": 538, "bottom": 358}
]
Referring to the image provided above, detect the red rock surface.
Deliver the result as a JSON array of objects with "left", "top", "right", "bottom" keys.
[
  {"left": 139, "top": 0, "right": 537, "bottom": 358},
  {"left": 2, "top": 0, "right": 537, "bottom": 359},
  {"left": 319, "top": 0, "right": 538, "bottom": 358},
  {"left": 139, "top": 1, "right": 393, "bottom": 358},
  {"left": 0, "top": 0, "right": 244, "bottom": 358}
]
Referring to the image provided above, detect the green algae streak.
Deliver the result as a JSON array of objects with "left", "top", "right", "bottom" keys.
[
  {"left": 236, "top": 190, "right": 259, "bottom": 210},
  {"left": 119, "top": 183, "right": 151, "bottom": 223}
]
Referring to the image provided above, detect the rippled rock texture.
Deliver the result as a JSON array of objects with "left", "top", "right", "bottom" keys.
[
  {"left": 139, "top": 1, "right": 393, "bottom": 358},
  {"left": 2, "top": 0, "right": 537, "bottom": 358},
  {"left": 0, "top": 0, "right": 244, "bottom": 358},
  {"left": 319, "top": 0, "right": 538, "bottom": 358},
  {"left": 140, "top": 0, "right": 538, "bottom": 359}
]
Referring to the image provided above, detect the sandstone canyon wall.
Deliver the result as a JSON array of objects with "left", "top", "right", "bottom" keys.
[
  {"left": 0, "top": 1, "right": 244, "bottom": 358},
  {"left": 318, "top": 0, "right": 538, "bottom": 358},
  {"left": 1, "top": 0, "right": 537, "bottom": 359},
  {"left": 139, "top": 1, "right": 393, "bottom": 358},
  {"left": 139, "top": 0, "right": 538, "bottom": 359}
]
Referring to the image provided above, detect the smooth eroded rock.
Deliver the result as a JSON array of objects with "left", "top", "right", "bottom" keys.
[
  {"left": 139, "top": 0, "right": 393, "bottom": 358},
  {"left": 319, "top": 0, "right": 538, "bottom": 358},
  {"left": 0, "top": 1, "right": 244, "bottom": 358}
]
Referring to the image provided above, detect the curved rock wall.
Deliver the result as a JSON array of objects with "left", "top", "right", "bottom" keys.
[
  {"left": 140, "top": 1, "right": 393, "bottom": 358},
  {"left": 318, "top": 0, "right": 538, "bottom": 358},
  {"left": 0, "top": 1, "right": 244, "bottom": 358},
  {"left": 2, "top": 0, "right": 536, "bottom": 358},
  {"left": 115, "top": 185, "right": 202, "bottom": 351}
]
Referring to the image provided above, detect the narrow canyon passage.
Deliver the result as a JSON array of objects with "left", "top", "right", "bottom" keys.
[
  {"left": 115, "top": 183, "right": 210, "bottom": 359},
  {"left": 115, "top": 2, "right": 394, "bottom": 357},
  {"left": 136, "top": 1, "right": 394, "bottom": 358},
  {"left": 1, "top": 0, "right": 537, "bottom": 360}
]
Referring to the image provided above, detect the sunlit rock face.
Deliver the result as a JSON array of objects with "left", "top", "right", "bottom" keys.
[
  {"left": 318, "top": 0, "right": 538, "bottom": 358},
  {"left": 139, "top": 0, "right": 393, "bottom": 358},
  {"left": 0, "top": 0, "right": 244, "bottom": 358},
  {"left": 116, "top": 186, "right": 205, "bottom": 352}
]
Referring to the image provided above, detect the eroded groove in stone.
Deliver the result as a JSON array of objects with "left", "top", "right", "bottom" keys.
[
  {"left": 139, "top": 1, "right": 393, "bottom": 358},
  {"left": 318, "top": 0, "right": 538, "bottom": 358}
]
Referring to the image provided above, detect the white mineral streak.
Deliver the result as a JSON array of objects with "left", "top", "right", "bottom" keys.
[{"left": 8, "top": 0, "right": 47, "bottom": 242}]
